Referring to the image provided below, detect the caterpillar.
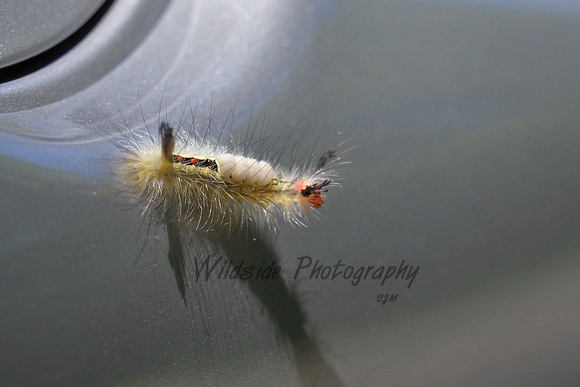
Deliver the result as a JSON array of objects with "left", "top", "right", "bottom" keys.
[{"left": 114, "top": 109, "right": 345, "bottom": 237}]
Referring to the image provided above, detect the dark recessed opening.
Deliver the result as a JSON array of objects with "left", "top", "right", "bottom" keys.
[{"left": 0, "top": 0, "right": 115, "bottom": 84}]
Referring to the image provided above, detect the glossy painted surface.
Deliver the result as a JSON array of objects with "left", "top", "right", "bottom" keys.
[{"left": 1, "top": 1, "right": 579, "bottom": 385}]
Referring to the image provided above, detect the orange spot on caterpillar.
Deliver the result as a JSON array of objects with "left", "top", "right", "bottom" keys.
[{"left": 296, "top": 179, "right": 330, "bottom": 209}]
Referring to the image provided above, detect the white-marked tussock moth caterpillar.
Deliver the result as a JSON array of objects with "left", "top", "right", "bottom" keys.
[{"left": 113, "top": 105, "right": 347, "bottom": 237}]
